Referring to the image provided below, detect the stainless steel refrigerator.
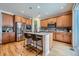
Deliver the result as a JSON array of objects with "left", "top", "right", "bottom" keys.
[{"left": 15, "top": 22, "right": 25, "bottom": 41}]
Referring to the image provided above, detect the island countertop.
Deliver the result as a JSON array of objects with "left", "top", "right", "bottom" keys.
[{"left": 24, "top": 32, "right": 52, "bottom": 35}]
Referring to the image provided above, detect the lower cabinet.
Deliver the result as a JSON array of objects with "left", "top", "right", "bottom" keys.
[
  {"left": 54, "top": 32, "right": 72, "bottom": 44},
  {"left": 2, "top": 32, "right": 10, "bottom": 43},
  {"left": 9, "top": 32, "right": 15, "bottom": 42},
  {"left": 64, "top": 33, "right": 72, "bottom": 44},
  {"left": 2, "top": 32, "right": 15, "bottom": 44}
]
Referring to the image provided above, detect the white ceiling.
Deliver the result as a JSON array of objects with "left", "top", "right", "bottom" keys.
[{"left": 0, "top": 3, "right": 73, "bottom": 19}]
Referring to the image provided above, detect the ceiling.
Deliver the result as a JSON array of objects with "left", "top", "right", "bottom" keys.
[{"left": 0, "top": 3, "right": 73, "bottom": 20}]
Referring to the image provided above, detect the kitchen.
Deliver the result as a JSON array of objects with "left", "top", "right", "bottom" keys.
[{"left": 0, "top": 3, "right": 78, "bottom": 56}]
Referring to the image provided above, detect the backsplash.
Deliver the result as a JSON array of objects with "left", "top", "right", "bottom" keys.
[{"left": 40, "top": 27, "right": 72, "bottom": 32}]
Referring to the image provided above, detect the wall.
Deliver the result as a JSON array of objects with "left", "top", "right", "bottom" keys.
[
  {"left": 0, "top": 10, "right": 2, "bottom": 44},
  {"left": 73, "top": 4, "right": 79, "bottom": 55}
]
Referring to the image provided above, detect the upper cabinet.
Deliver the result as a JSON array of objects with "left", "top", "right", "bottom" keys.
[
  {"left": 25, "top": 18, "right": 32, "bottom": 25},
  {"left": 40, "top": 17, "right": 56, "bottom": 28},
  {"left": 15, "top": 15, "right": 32, "bottom": 25},
  {"left": 40, "top": 13, "right": 72, "bottom": 28},
  {"left": 56, "top": 14, "right": 72, "bottom": 28},
  {"left": 2, "top": 13, "right": 13, "bottom": 27},
  {"left": 15, "top": 16, "right": 22, "bottom": 23},
  {"left": 48, "top": 18, "right": 56, "bottom": 24},
  {"left": 40, "top": 20, "right": 48, "bottom": 27},
  {"left": 21, "top": 17, "right": 26, "bottom": 24}
]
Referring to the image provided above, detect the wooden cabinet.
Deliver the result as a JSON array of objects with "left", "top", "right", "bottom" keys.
[
  {"left": 28, "top": 19, "right": 32, "bottom": 25},
  {"left": 25, "top": 18, "right": 32, "bottom": 25},
  {"left": 63, "top": 32, "right": 72, "bottom": 43},
  {"left": 21, "top": 17, "right": 26, "bottom": 24},
  {"left": 56, "top": 14, "right": 72, "bottom": 27},
  {"left": 15, "top": 16, "right": 22, "bottom": 22},
  {"left": 55, "top": 32, "right": 72, "bottom": 44},
  {"left": 41, "top": 17, "right": 56, "bottom": 28},
  {"left": 56, "top": 32, "right": 64, "bottom": 41},
  {"left": 2, "top": 32, "right": 15, "bottom": 44},
  {"left": 9, "top": 32, "right": 15, "bottom": 42},
  {"left": 40, "top": 20, "right": 48, "bottom": 27},
  {"left": 56, "top": 15, "right": 65, "bottom": 27},
  {"left": 9, "top": 15, "right": 14, "bottom": 27},
  {"left": 2, "top": 32, "right": 10, "bottom": 44},
  {"left": 48, "top": 18, "right": 56, "bottom": 24},
  {"left": 64, "top": 14, "right": 72, "bottom": 27},
  {"left": 2, "top": 13, "right": 13, "bottom": 27}
]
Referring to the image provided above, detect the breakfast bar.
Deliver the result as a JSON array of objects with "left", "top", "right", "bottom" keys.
[{"left": 24, "top": 32, "right": 53, "bottom": 56}]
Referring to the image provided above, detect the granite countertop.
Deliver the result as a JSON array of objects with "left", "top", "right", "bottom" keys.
[{"left": 24, "top": 32, "right": 51, "bottom": 35}]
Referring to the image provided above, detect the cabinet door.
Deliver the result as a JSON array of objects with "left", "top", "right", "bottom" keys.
[
  {"left": 9, "top": 15, "right": 13, "bottom": 27},
  {"left": 56, "top": 14, "right": 72, "bottom": 27},
  {"left": 48, "top": 18, "right": 56, "bottom": 24},
  {"left": 56, "top": 16, "right": 64, "bottom": 27},
  {"left": 28, "top": 19, "right": 32, "bottom": 25},
  {"left": 2, "top": 13, "right": 10, "bottom": 26},
  {"left": 9, "top": 32, "right": 15, "bottom": 42},
  {"left": 2, "top": 33, "right": 10, "bottom": 44},
  {"left": 15, "top": 16, "right": 22, "bottom": 22},
  {"left": 40, "top": 20, "right": 44, "bottom": 27},
  {"left": 64, "top": 32, "right": 72, "bottom": 43},
  {"left": 21, "top": 17, "right": 25, "bottom": 23},
  {"left": 2, "top": 13, "right": 13, "bottom": 27},
  {"left": 65, "top": 14, "right": 72, "bottom": 27},
  {"left": 25, "top": 19, "right": 32, "bottom": 25},
  {"left": 56, "top": 32, "right": 64, "bottom": 41},
  {"left": 41, "top": 20, "right": 48, "bottom": 27}
]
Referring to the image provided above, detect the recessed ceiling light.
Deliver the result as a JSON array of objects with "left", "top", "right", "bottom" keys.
[
  {"left": 60, "top": 6, "right": 64, "bottom": 9},
  {"left": 46, "top": 12, "right": 48, "bottom": 15},
  {"left": 29, "top": 7, "right": 32, "bottom": 9},
  {"left": 37, "top": 5, "right": 40, "bottom": 9},
  {"left": 30, "top": 17, "right": 32, "bottom": 19},
  {"left": 21, "top": 11, "right": 24, "bottom": 13},
  {"left": 36, "top": 14, "right": 40, "bottom": 18}
]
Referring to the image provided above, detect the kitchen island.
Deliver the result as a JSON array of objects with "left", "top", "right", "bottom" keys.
[{"left": 24, "top": 32, "right": 53, "bottom": 56}]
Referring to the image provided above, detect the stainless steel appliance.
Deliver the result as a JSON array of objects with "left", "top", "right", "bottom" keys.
[{"left": 15, "top": 22, "right": 26, "bottom": 41}]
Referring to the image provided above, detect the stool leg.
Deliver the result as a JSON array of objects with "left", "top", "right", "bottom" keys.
[{"left": 36, "top": 40, "right": 38, "bottom": 56}]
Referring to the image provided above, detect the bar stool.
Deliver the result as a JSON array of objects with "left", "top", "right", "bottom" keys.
[
  {"left": 24, "top": 33, "right": 32, "bottom": 49},
  {"left": 31, "top": 34, "right": 43, "bottom": 56},
  {"left": 35, "top": 35, "right": 43, "bottom": 55}
]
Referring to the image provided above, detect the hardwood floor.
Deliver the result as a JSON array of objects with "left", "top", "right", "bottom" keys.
[
  {"left": 0, "top": 41, "right": 41, "bottom": 56},
  {"left": 0, "top": 40, "right": 76, "bottom": 56}
]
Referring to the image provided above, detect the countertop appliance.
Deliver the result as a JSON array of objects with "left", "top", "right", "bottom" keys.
[{"left": 48, "top": 23, "right": 56, "bottom": 28}]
